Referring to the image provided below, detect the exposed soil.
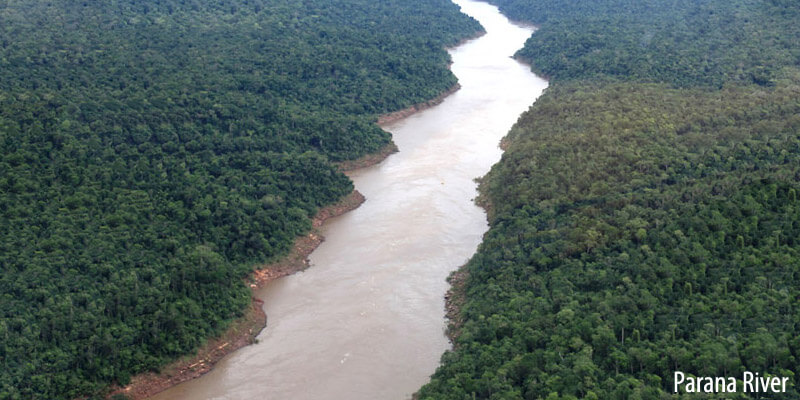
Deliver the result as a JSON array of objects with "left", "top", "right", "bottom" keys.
[
  {"left": 106, "top": 71, "right": 465, "bottom": 400},
  {"left": 249, "top": 190, "right": 366, "bottom": 286},
  {"left": 443, "top": 268, "right": 469, "bottom": 345},
  {"left": 106, "top": 191, "right": 365, "bottom": 400},
  {"left": 334, "top": 142, "right": 399, "bottom": 172},
  {"left": 376, "top": 84, "right": 461, "bottom": 126},
  {"left": 106, "top": 301, "right": 266, "bottom": 400}
]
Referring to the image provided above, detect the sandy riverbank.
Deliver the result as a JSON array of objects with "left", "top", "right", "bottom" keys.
[
  {"left": 106, "top": 83, "right": 464, "bottom": 399},
  {"left": 107, "top": 190, "right": 366, "bottom": 400},
  {"left": 376, "top": 84, "right": 462, "bottom": 126}
]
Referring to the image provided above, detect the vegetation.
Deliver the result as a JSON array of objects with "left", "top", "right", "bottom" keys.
[
  {"left": 0, "top": 0, "right": 481, "bottom": 398},
  {"left": 488, "top": 0, "right": 800, "bottom": 88},
  {"left": 418, "top": 0, "right": 800, "bottom": 399}
]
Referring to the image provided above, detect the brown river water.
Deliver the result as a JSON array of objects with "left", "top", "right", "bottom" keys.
[{"left": 149, "top": 1, "right": 547, "bottom": 398}]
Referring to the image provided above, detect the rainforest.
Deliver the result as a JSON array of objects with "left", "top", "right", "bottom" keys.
[
  {"left": 4, "top": 0, "right": 800, "bottom": 399},
  {"left": 0, "top": 0, "right": 481, "bottom": 398},
  {"left": 418, "top": 0, "right": 800, "bottom": 399}
]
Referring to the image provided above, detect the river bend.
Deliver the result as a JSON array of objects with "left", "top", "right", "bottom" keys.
[{"left": 150, "top": 1, "right": 547, "bottom": 398}]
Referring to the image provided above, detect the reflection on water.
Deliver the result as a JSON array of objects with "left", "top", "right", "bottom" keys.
[{"left": 149, "top": 1, "right": 546, "bottom": 398}]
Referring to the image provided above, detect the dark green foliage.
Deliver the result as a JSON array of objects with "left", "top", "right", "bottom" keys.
[
  {"left": 418, "top": 0, "right": 800, "bottom": 398},
  {"left": 0, "top": 0, "right": 481, "bottom": 398},
  {"left": 420, "top": 82, "right": 800, "bottom": 399},
  {"left": 488, "top": 0, "right": 800, "bottom": 88}
]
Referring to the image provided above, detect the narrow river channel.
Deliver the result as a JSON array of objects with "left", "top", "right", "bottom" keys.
[{"left": 149, "top": 1, "right": 546, "bottom": 398}]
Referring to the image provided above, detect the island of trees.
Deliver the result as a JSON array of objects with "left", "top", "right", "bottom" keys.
[
  {"left": 418, "top": 0, "right": 800, "bottom": 399},
  {"left": 0, "top": 0, "right": 482, "bottom": 398}
]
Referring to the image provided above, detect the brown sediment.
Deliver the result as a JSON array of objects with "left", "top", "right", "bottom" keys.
[
  {"left": 248, "top": 190, "right": 366, "bottom": 288},
  {"left": 106, "top": 301, "right": 266, "bottom": 400},
  {"left": 376, "top": 84, "right": 461, "bottom": 126},
  {"left": 411, "top": 266, "right": 469, "bottom": 400},
  {"left": 423, "top": 22, "right": 524, "bottom": 357},
  {"left": 334, "top": 141, "right": 399, "bottom": 172},
  {"left": 444, "top": 152, "right": 501, "bottom": 344},
  {"left": 499, "top": 136, "right": 511, "bottom": 151},
  {"left": 373, "top": 31, "right": 487, "bottom": 128},
  {"left": 107, "top": 191, "right": 365, "bottom": 400},
  {"left": 444, "top": 268, "right": 469, "bottom": 345},
  {"left": 108, "top": 54, "right": 468, "bottom": 400}
]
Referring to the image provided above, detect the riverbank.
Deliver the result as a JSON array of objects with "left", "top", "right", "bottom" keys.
[
  {"left": 444, "top": 268, "right": 469, "bottom": 344},
  {"left": 376, "top": 83, "right": 461, "bottom": 126},
  {"left": 107, "top": 82, "right": 465, "bottom": 399},
  {"left": 373, "top": 29, "right": 486, "bottom": 129},
  {"left": 107, "top": 189, "right": 366, "bottom": 400},
  {"left": 106, "top": 300, "right": 266, "bottom": 400},
  {"left": 335, "top": 142, "right": 399, "bottom": 172},
  {"left": 127, "top": 1, "right": 548, "bottom": 395}
]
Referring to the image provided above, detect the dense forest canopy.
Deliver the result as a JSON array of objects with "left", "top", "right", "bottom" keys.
[
  {"left": 418, "top": 0, "right": 800, "bottom": 399},
  {"left": 0, "top": 0, "right": 481, "bottom": 398},
  {"left": 490, "top": 0, "right": 800, "bottom": 88}
]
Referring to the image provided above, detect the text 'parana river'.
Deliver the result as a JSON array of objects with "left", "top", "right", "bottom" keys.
[{"left": 149, "top": 1, "right": 547, "bottom": 398}]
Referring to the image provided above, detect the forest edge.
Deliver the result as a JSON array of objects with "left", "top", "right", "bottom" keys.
[{"left": 103, "top": 82, "right": 463, "bottom": 400}]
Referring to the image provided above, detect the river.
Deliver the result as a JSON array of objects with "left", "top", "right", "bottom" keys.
[{"left": 149, "top": 1, "right": 546, "bottom": 398}]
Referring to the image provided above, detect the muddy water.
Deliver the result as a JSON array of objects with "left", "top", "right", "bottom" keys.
[{"left": 149, "top": 1, "right": 546, "bottom": 399}]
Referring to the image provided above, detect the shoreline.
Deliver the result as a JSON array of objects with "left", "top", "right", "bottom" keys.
[
  {"left": 376, "top": 83, "right": 462, "bottom": 126},
  {"left": 106, "top": 300, "right": 267, "bottom": 400},
  {"left": 335, "top": 142, "right": 399, "bottom": 172},
  {"left": 443, "top": 268, "right": 469, "bottom": 345},
  {"left": 108, "top": 190, "right": 366, "bottom": 400},
  {"left": 108, "top": 82, "right": 465, "bottom": 400},
  {"left": 419, "top": 11, "right": 545, "bottom": 397},
  {"left": 439, "top": 14, "right": 545, "bottom": 347}
]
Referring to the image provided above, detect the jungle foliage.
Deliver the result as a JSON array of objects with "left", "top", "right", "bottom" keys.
[
  {"left": 418, "top": 0, "right": 800, "bottom": 399},
  {"left": 490, "top": 0, "right": 800, "bottom": 88},
  {"left": 0, "top": 0, "right": 481, "bottom": 398}
]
